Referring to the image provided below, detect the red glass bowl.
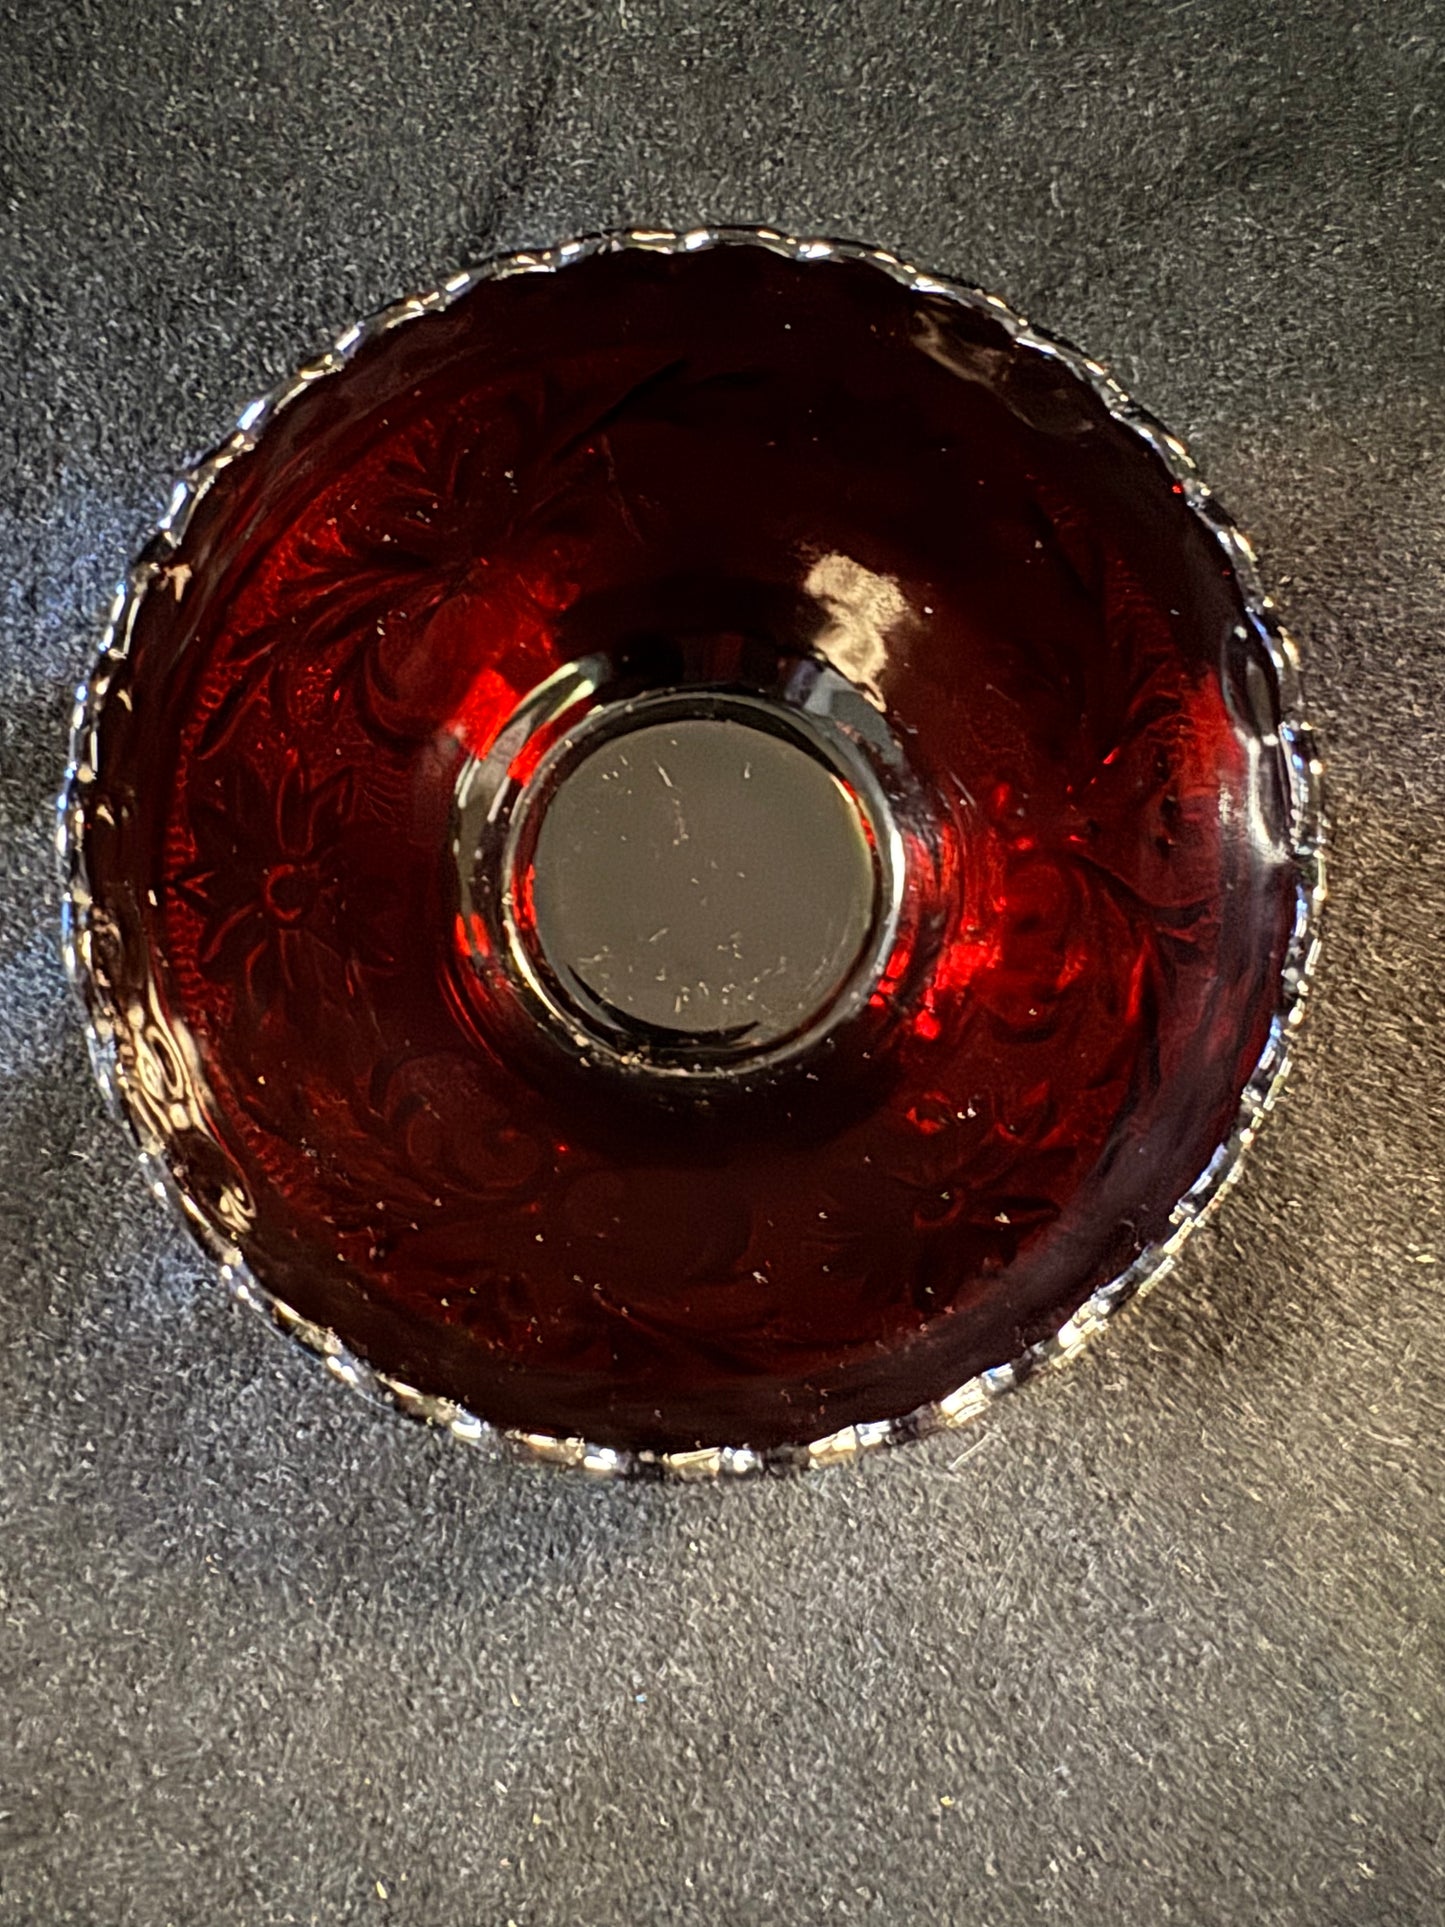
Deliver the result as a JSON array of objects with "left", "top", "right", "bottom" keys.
[{"left": 59, "top": 229, "right": 1324, "bottom": 1475}]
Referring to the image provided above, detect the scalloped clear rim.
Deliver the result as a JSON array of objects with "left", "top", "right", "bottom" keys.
[{"left": 56, "top": 225, "right": 1327, "bottom": 1480}]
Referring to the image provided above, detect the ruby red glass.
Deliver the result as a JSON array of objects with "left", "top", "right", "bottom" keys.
[{"left": 66, "top": 234, "right": 1318, "bottom": 1461}]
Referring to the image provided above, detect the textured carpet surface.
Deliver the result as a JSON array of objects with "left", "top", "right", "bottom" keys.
[{"left": 2, "top": 3, "right": 1443, "bottom": 1922}]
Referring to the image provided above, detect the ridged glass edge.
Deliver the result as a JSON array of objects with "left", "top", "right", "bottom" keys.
[{"left": 56, "top": 225, "right": 1327, "bottom": 1480}]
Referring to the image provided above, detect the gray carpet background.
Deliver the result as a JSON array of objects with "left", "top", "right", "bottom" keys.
[{"left": 2, "top": 3, "right": 1443, "bottom": 1921}]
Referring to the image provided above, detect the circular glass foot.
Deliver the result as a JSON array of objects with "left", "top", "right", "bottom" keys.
[{"left": 456, "top": 677, "right": 913, "bottom": 1084}]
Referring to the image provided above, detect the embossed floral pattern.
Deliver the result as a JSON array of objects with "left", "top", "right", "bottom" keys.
[{"left": 174, "top": 750, "right": 394, "bottom": 1024}]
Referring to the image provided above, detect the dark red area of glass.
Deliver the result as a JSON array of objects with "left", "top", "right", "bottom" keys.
[{"left": 84, "top": 243, "right": 1297, "bottom": 1451}]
